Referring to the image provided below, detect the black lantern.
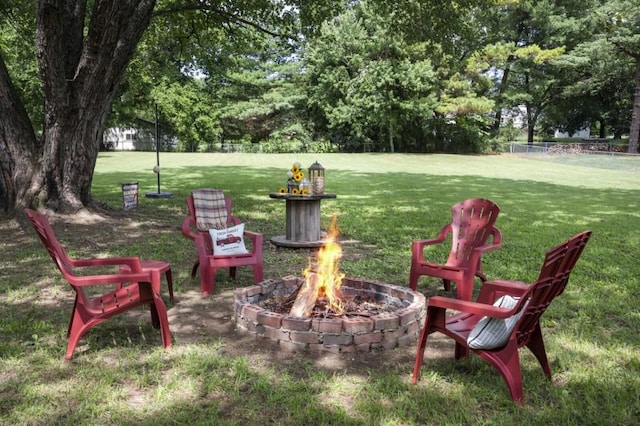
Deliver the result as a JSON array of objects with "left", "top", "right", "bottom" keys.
[{"left": 308, "top": 161, "right": 325, "bottom": 195}]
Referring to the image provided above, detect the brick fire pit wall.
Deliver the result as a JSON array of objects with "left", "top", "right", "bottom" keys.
[{"left": 233, "top": 276, "right": 427, "bottom": 353}]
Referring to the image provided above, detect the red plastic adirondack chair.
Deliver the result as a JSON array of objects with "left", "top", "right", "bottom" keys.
[
  {"left": 409, "top": 198, "right": 502, "bottom": 301},
  {"left": 412, "top": 230, "right": 592, "bottom": 404},
  {"left": 24, "top": 209, "right": 172, "bottom": 360},
  {"left": 181, "top": 189, "right": 264, "bottom": 295}
]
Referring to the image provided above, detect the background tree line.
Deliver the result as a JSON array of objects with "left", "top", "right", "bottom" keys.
[
  {"left": 114, "top": 0, "right": 640, "bottom": 154},
  {"left": 1, "top": 0, "right": 639, "bottom": 213}
]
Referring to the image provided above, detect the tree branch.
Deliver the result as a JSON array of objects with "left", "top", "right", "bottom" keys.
[
  {"left": 611, "top": 40, "right": 640, "bottom": 60},
  {"left": 153, "top": 3, "right": 294, "bottom": 41}
]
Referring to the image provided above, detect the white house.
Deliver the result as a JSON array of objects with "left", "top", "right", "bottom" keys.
[{"left": 103, "top": 127, "right": 157, "bottom": 151}]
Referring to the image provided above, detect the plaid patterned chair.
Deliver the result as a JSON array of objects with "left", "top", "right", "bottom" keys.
[{"left": 181, "top": 189, "right": 264, "bottom": 295}]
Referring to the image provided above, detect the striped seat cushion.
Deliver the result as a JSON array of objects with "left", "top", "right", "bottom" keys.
[{"left": 467, "top": 295, "right": 526, "bottom": 350}]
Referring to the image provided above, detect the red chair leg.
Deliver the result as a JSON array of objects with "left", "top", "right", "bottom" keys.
[
  {"left": 442, "top": 278, "right": 451, "bottom": 291},
  {"left": 412, "top": 317, "right": 431, "bottom": 383},
  {"left": 165, "top": 268, "right": 174, "bottom": 303},
  {"left": 526, "top": 324, "right": 552, "bottom": 378},
  {"left": 253, "top": 264, "right": 263, "bottom": 284},
  {"left": 481, "top": 348, "right": 525, "bottom": 404},
  {"left": 409, "top": 268, "right": 419, "bottom": 291},
  {"left": 201, "top": 265, "right": 216, "bottom": 295},
  {"left": 150, "top": 291, "right": 172, "bottom": 349}
]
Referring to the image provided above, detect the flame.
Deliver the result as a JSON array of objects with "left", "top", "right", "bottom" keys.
[{"left": 301, "top": 214, "right": 345, "bottom": 315}]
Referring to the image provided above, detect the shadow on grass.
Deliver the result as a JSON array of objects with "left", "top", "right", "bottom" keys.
[{"left": 1, "top": 165, "right": 639, "bottom": 423}]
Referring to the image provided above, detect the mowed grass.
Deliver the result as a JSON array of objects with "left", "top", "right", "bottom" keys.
[{"left": 1, "top": 152, "right": 639, "bottom": 424}]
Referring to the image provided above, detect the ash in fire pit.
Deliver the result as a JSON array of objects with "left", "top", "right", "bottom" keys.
[
  {"left": 233, "top": 276, "right": 426, "bottom": 353},
  {"left": 258, "top": 280, "right": 407, "bottom": 318}
]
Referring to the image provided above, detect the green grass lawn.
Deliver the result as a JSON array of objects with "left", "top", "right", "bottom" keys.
[{"left": 1, "top": 152, "right": 639, "bottom": 424}]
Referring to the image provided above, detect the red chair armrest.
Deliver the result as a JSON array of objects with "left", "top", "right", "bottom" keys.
[
  {"left": 243, "top": 230, "right": 263, "bottom": 255},
  {"left": 243, "top": 229, "right": 261, "bottom": 242},
  {"left": 70, "top": 256, "right": 142, "bottom": 270},
  {"left": 181, "top": 216, "right": 197, "bottom": 241},
  {"left": 469, "top": 228, "right": 502, "bottom": 260},
  {"left": 228, "top": 215, "right": 241, "bottom": 226},
  {"left": 481, "top": 279, "right": 529, "bottom": 294},
  {"left": 66, "top": 257, "right": 150, "bottom": 287},
  {"left": 194, "top": 232, "right": 211, "bottom": 256},
  {"left": 475, "top": 241, "right": 502, "bottom": 256},
  {"left": 428, "top": 296, "right": 519, "bottom": 319},
  {"left": 476, "top": 279, "right": 530, "bottom": 304},
  {"left": 412, "top": 224, "right": 451, "bottom": 257},
  {"left": 67, "top": 271, "right": 151, "bottom": 287}
]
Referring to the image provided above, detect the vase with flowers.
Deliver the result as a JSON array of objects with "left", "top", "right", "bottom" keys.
[{"left": 278, "top": 162, "right": 309, "bottom": 195}]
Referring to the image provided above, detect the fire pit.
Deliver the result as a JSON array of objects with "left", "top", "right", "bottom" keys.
[
  {"left": 233, "top": 276, "right": 426, "bottom": 352},
  {"left": 234, "top": 216, "right": 426, "bottom": 352}
]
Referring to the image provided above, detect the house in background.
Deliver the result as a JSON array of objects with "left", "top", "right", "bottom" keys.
[
  {"left": 500, "top": 105, "right": 591, "bottom": 139},
  {"left": 103, "top": 127, "right": 156, "bottom": 151},
  {"left": 103, "top": 127, "right": 179, "bottom": 151},
  {"left": 553, "top": 128, "right": 590, "bottom": 139}
]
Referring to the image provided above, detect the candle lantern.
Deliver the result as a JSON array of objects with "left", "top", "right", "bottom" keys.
[{"left": 308, "top": 161, "right": 325, "bottom": 195}]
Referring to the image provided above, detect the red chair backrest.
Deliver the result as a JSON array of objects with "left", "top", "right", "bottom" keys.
[
  {"left": 447, "top": 198, "right": 501, "bottom": 267},
  {"left": 186, "top": 192, "right": 238, "bottom": 254},
  {"left": 515, "top": 230, "right": 592, "bottom": 346},
  {"left": 25, "top": 209, "right": 75, "bottom": 279}
]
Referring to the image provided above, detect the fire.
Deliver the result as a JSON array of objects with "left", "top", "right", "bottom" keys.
[{"left": 291, "top": 215, "right": 345, "bottom": 317}]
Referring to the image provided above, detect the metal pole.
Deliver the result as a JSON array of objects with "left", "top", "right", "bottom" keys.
[
  {"left": 155, "top": 103, "right": 161, "bottom": 194},
  {"left": 144, "top": 104, "right": 172, "bottom": 199}
]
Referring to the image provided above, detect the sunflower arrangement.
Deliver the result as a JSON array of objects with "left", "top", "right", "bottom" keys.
[{"left": 278, "top": 162, "right": 310, "bottom": 195}]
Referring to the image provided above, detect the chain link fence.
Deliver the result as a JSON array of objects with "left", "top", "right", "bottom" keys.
[{"left": 509, "top": 142, "right": 640, "bottom": 172}]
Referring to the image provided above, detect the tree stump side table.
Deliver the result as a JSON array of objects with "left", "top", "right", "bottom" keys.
[{"left": 268, "top": 192, "right": 337, "bottom": 248}]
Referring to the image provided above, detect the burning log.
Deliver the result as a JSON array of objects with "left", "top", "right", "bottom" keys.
[
  {"left": 289, "top": 273, "right": 320, "bottom": 318},
  {"left": 289, "top": 214, "right": 346, "bottom": 318},
  {"left": 289, "top": 270, "right": 345, "bottom": 317}
]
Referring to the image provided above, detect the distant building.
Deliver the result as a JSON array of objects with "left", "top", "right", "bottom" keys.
[
  {"left": 103, "top": 127, "right": 175, "bottom": 151},
  {"left": 553, "top": 128, "right": 590, "bottom": 139},
  {"left": 500, "top": 106, "right": 590, "bottom": 139},
  {"left": 500, "top": 105, "right": 527, "bottom": 128}
]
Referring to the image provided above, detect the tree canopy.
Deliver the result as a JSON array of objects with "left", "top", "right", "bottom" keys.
[{"left": 0, "top": 0, "right": 638, "bottom": 213}]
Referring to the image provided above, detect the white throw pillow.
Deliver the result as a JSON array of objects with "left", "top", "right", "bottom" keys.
[
  {"left": 467, "top": 295, "right": 525, "bottom": 350},
  {"left": 209, "top": 223, "right": 248, "bottom": 256}
]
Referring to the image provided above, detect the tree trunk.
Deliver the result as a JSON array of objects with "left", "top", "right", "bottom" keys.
[
  {"left": 628, "top": 57, "right": 640, "bottom": 153},
  {"left": 0, "top": 0, "right": 156, "bottom": 214},
  {"left": 526, "top": 103, "right": 535, "bottom": 144},
  {"left": 527, "top": 124, "right": 535, "bottom": 144},
  {"left": 492, "top": 62, "right": 512, "bottom": 133},
  {"left": 526, "top": 102, "right": 543, "bottom": 145},
  {"left": 0, "top": 56, "right": 44, "bottom": 212}
]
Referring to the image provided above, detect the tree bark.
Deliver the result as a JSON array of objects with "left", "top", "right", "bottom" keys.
[
  {"left": 628, "top": 57, "right": 640, "bottom": 153},
  {"left": 0, "top": 0, "right": 156, "bottom": 213},
  {"left": 0, "top": 56, "right": 43, "bottom": 212},
  {"left": 37, "top": 0, "right": 156, "bottom": 211},
  {"left": 492, "top": 60, "right": 512, "bottom": 134}
]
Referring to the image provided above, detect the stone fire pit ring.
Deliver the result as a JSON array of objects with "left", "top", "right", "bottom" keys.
[{"left": 233, "top": 276, "right": 427, "bottom": 353}]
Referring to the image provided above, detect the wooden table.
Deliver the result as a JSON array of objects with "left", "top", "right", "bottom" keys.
[{"left": 269, "top": 192, "right": 337, "bottom": 248}]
